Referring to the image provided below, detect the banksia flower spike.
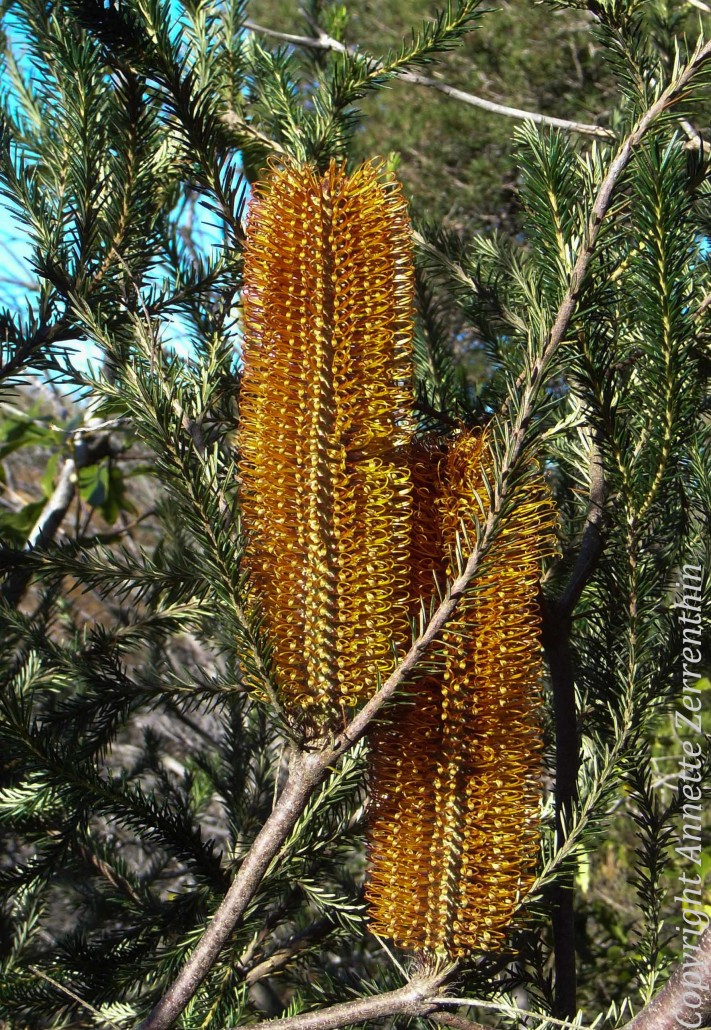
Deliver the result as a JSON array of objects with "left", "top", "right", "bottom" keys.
[
  {"left": 367, "top": 429, "right": 557, "bottom": 957},
  {"left": 364, "top": 439, "right": 448, "bottom": 946},
  {"left": 238, "top": 159, "right": 415, "bottom": 722}
]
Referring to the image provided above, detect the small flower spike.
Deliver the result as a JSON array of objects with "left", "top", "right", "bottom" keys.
[{"left": 367, "top": 430, "right": 557, "bottom": 957}]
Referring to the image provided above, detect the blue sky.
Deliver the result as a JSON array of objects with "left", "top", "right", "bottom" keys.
[
  {"left": 0, "top": 215, "right": 34, "bottom": 303},
  {"left": 0, "top": 159, "right": 239, "bottom": 371},
  {"left": 0, "top": 1, "right": 245, "bottom": 375}
]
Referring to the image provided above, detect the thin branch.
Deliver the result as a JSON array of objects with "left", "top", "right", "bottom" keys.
[
  {"left": 412, "top": 229, "right": 482, "bottom": 296},
  {"left": 428, "top": 997, "right": 591, "bottom": 1029},
  {"left": 545, "top": 610, "right": 578, "bottom": 1020},
  {"left": 220, "top": 107, "right": 289, "bottom": 156},
  {"left": 242, "top": 918, "right": 335, "bottom": 986},
  {"left": 138, "top": 39, "right": 711, "bottom": 1030},
  {"left": 693, "top": 288, "right": 711, "bottom": 319},
  {"left": 503, "top": 35, "right": 711, "bottom": 415},
  {"left": 679, "top": 117, "right": 711, "bottom": 153},
  {"left": 429, "top": 1010, "right": 490, "bottom": 1030},
  {"left": 28, "top": 966, "right": 123, "bottom": 1030},
  {"left": 244, "top": 19, "right": 345, "bottom": 51},
  {"left": 137, "top": 749, "right": 326, "bottom": 1030},
  {"left": 111, "top": 253, "right": 288, "bottom": 723},
  {"left": 528, "top": 679, "right": 636, "bottom": 897},
  {"left": 27, "top": 456, "right": 77, "bottom": 550},
  {"left": 225, "top": 971, "right": 450, "bottom": 1030},
  {"left": 0, "top": 316, "right": 75, "bottom": 386},
  {"left": 1, "top": 428, "right": 123, "bottom": 607},
  {"left": 221, "top": 984, "right": 585, "bottom": 1030},
  {"left": 414, "top": 391, "right": 465, "bottom": 430},
  {"left": 0, "top": 273, "right": 38, "bottom": 290},
  {"left": 243, "top": 20, "right": 614, "bottom": 138},
  {"left": 398, "top": 70, "right": 614, "bottom": 138}
]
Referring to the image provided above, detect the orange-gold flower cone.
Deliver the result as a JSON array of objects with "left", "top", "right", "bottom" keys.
[
  {"left": 365, "top": 438, "right": 447, "bottom": 947},
  {"left": 366, "top": 429, "right": 557, "bottom": 957},
  {"left": 238, "top": 159, "right": 415, "bottom": 720}
]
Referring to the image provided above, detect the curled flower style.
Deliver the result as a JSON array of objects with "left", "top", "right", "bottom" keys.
[
  {"left": 367, "top": 429, "right": 557, "bottom": 957},
  {"left": 238, "top": 159, "right": 415, "bottom": 720}
]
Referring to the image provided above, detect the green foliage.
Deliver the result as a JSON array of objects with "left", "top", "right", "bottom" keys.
[{"left": 0, "top": 0, "right": 709, "bottom": 1026}]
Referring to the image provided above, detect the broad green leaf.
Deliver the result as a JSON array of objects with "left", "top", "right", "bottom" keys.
[
  {"left": 78, "top": 462, "right": 110, "bottom": 509},
  {"left": 101, "top": 466, "right": 135, "bottom": 525},
  {"left": 0, "top": 499, "right": 46, "bottom": 545},
  {"left": 0, "top": 414, "right": 54, "bottom": 460},
  {"left": 40, "top": 451, "right": 61, "bottom": 498}
]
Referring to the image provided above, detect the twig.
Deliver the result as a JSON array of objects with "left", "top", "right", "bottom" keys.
[
  {"left": 430, "top": 1010, "right": 490, "bottom": 1030},
  {"left": 429, "top": 997, "right": 590, "bottom": 1029},
  {"left": 244, "top": 19, "right": 345, "bottom": 51},
  {"left": 242, "top": 917, "right": 335, "bottom": 985},
  {"left": 1, "top": 428, "right": 123, "bottom": 607},
  {"left": 0, "top": 316, "right": 75, "bottom": 386},
  {"left": 502, "top": 34, "right": 711, "bottom": 415},
  {"left": 138, "top": 38, "right": 711, "bottom": 1030},
  {"left": 220, "top": 107, "right": 289, "bottom": 156},
  {"left": 678, "top": 117, "right": 711, "bottom": 153},
  {"left": 414, "top": 392, "right": 465, "bottom": 430},
  {"left": 411, "top": 229, "right": 482, "bottom": 295},
  {"left": 28, "top": 966, "right": 123, "bottom": 1030},
  {"left": 528, "top": 679, "right": 636, "bottom": 898},
  {"left": 693, "top": 289, "right": 711, "bottom": 319},
  {"left": 109, "top": 251, "right": 288, "bottom": 722},
  {"left": 398, "top": 70, "right": 614, "bottom": 138},
  {"left": 137, "top": 750, "right": 326, "bottom": 1030},
  {"left": 225, "top": 971, "right": 450, "bottom": 1030},
  {"left": 243, "top": 20, "right": 614, "bottom": 138},
  {"left": 545, "top": 606, "right": 579, "bottom": 1020},
  {"left": 0, "top": 273, "right": 38, "bottom": 290},
  {"left": 27, "top": 457, "right": 78, "bottom": 550}
]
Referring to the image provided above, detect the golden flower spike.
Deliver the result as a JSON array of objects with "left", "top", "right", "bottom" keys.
[
  {"left": 367, "top": 429, "right": 557, "bottom": 957},
  {"left": 238, "top": 159, "right": 415, "bottom": 723}
]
